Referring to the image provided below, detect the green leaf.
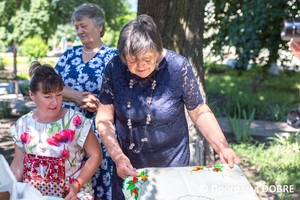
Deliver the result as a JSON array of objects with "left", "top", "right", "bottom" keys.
[{"left": 46, "top": 122, "right": 61, "bottom": 137}]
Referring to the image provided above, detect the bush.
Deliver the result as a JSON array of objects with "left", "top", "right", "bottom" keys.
[
  {"left": 0, "top": 101, "right": 12, "bottom": 118},
  {"left": 21, "top": 35, "right": 49, "bottom": 61}
]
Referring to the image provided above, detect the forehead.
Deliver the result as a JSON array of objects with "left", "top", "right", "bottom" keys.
[
  {"left": 74, "top": 18, "right": 93, "bottom": 26},
  {"left": 126, "top": 49, "right": 157, "bottom": 60}
]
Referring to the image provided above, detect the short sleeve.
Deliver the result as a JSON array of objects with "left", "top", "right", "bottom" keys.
[
  {"left": 10, "top": 120, "right": 26, "bottom": 153},
  {"left": 99, "top": 59, "right": 115, "bottom": 105},
  {"left": 180, "top": 58, "right": 204, "bottom": 110},
  {"left": 71, "top": 111, "right": 93, "bottom": 148},
  {"left": 54, "top": 47, "right": 73, "bottom": 76}
]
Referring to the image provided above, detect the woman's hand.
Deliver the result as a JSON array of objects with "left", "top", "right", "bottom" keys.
[
  {"left": 64, "top": 183, "right": 79, "bottom": 200},
  {"left": 290, "top": 41, "right": 300, "bottom": 60},
  {"left": 79, "top": 92, "right": 99, "bottom": 112},
  {"left": 219, "top": 148, "right": 241, "bottom": 168},
  {"left": 115, "top": 154, "right": 139, "bottom": 179}
]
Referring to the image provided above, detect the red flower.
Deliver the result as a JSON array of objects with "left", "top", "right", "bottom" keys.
[
  {"left": 46, "top": 129, "right": 75, "bottom": 147},
  {"left": 20, "top": 132, "right": 34, "bottom": 145},
  {"left": 213, "top": 168, "right": 219, "bottom": 172},
  {"left": 10, "top": 123, "right": 15, "bottom": 127},
  {"left": 133, "top": 187, "right": 138, "bottom": 194},
  {"left": 141, "top": 176, "right": 148, "bottom": 181},
  {"left": 72, "top": 115, "right": 82, "bottom": 128},
  {"left": 133, "top": 177, "right": 138, "bottom": 183},
  {"left": 196, "top": 167, "right": 204, "bottom": 171},
  {"left": 60, "top": 149, "right": 70, "bottom": 159},
  {"left": 208, "top": 166, "right": 212, "bottom": 168}
]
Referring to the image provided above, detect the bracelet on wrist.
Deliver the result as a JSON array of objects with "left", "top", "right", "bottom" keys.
[{"left": 74, "top": 179, "right": 81, "bottom": 193}]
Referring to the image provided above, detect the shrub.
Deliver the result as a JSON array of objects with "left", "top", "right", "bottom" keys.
[
  {"left": 0, "top": 101, "right": 12, "bottom": 118},
  {"left": 21, "top": 35, "right": 49, "bottom": 61}
]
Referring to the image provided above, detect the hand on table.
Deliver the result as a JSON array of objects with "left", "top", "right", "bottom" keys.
[
  {"left": 115, "top": 154, "right": 139, "bottom": 179},
  {"left": 219, "top": 148, "right": 241, "bottom": 168},
  {"left": 290, "top": 41, "right": 300, "bottom": 60},
  {"left": 64, "top": 183, "right": 79, "bottom": 200}
]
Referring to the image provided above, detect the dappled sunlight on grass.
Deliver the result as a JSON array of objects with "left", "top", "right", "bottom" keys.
[{"left": 206, "top": 72, "right": 300, "bottom": 121}]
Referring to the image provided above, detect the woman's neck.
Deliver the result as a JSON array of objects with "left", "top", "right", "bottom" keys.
[
  {"left": 156, "top": 48, "right": 167, "bottom": 64},
  {"left": 83, "top": 40, "right": 103, "bottom": 51},
  {"left": 32, "top": 108, "right": 68, "bottom": 124}
]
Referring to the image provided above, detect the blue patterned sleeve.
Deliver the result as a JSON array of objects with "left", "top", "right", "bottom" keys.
[
  {"left": 54, "top": 47, "right": 73, "bottom": 77},
  {"left": 180, "top": 58, "right": 204, "bottom": 110},
  {"left": 99, "top": 60, "right": 115, "bottom": 105}
]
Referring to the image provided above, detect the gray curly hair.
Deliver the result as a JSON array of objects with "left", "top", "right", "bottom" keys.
[{"left": 71, "top": 3, "right": 105, "bottom": 37}]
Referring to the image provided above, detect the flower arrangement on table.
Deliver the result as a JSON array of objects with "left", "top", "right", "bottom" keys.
[{"left": 125, "top": 170, "right": 149, "bottom": 200}]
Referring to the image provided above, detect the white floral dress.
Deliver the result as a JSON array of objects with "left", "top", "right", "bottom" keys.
[{"left": 10, "top": 109, "right": 94, "bottom": 200}]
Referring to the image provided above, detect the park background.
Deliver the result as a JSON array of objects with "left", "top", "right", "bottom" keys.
[{"left": 0, "top": 0, "right": 300, "bottom": 199}]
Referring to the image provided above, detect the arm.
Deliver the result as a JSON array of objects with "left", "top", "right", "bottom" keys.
[
  {"left": 62, "top": 86, "right": 99, "bottom": 113},
  {"left": 10, "top": 144, "right": 25, "bottom": 182},
  {"left": 290, "top": 41, "right": 300, "bottom": 60},
  {"left": 188, "top": 103, "right": 241, "bottom": 167},
  {"left": 95, "top": 103, "right": 139, "bottom": 179},
  {"left": 64, "top": 127, "right": 102, "bottom": 200}
]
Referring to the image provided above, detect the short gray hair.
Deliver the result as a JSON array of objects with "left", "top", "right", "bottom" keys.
[
  {"left": 117, "top": 14, "right": 163, "bottom": 65},
  {"left": 72, "top": 3, "right": 105, "bottom": 37}
]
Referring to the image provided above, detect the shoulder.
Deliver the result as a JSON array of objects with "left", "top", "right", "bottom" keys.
[
  {"left": 101, "top": 44, "right": 118, "bottom": 56},
  {"left": 66, "top": 109, "right": 92, "bottom": 124},
  {"left": 165, "top": 49, "right": 189, "bottom": 71}
]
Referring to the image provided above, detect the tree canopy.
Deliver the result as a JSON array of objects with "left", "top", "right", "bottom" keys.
[
  {"left": 0, "top": 0, "right": 132, "bottom": 45},
  {"left": 205, "top": 0, "right": 300, "bottom": 72}
]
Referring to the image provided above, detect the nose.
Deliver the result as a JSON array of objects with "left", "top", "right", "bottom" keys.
[
  {"left": 136, "top": 60, "right": 145, "bottom": 69},
  {"left": 77, "top": 27, "right": 83, "bottom": 35},
  {"left": 51, "top": 97, "right": 58, "bottom": 105}
]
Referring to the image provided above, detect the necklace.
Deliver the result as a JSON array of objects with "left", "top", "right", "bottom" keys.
[
  {"left": 82, "top": 43, "right": 104, "bottom": 54},
  {"left": 127, "top": 75, "right": 157, "bottom": 154}
]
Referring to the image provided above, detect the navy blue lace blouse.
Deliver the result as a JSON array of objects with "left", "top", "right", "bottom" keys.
[{"left": 100, "top": 49, "right": 203, "bottom": 168}]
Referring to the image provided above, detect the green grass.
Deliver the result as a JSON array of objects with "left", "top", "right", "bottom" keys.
[
  {"left": 231, "top": 142, "right": 300, "bottom": 197},
  {"left": 206, "top": 69, "right": 300, "bottom": 121}
]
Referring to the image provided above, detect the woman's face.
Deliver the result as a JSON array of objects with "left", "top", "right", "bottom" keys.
[
  {"left": 125, "top": 49, "right": 158, "bottom": 78},
  {"left": 74, "top": 18, "right": 102, "bottom": 46},
  {"left": 29, "top": 85, "right": 63, "bottom": 119}
]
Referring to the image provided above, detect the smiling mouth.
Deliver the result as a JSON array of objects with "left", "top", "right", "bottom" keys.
[{"left": 49, "top": 108, "right": 57, "bottom": 111}]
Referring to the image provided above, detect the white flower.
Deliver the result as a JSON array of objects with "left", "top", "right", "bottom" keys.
[
  {"left": 85, "top": 81, "right": 97, "bottom": 91},
  {"left": 78, "top": 73, "right": 89, "bottom": 83},
  {"left": 71, "top": 57, "right": 81, "bottom": 66},
  {"left": 53, "top": 173, "right": 58, "bottom": 178},
  {"left": 100, "top": 158, "right": 108, "bottom": 170},
  {"left": 96, "top": 77, "right": 103, "bottom": 89},
  {"left": 64, "top": 64, "right": 71, "bottom": 73},
  {"left": 103, "top": 172, "right": 111, "bottom": 186},
  {"left": 57, "top": 55, "right": 67, "bottom": 66},
  {"left": 75, "top": 47, "right": 82, "bottom": 56},
  {"left": 64, "top": 78, "right": 77, "bottom": 89},
  {"left": 75, "top": 85, "right": 84, "bottom": 91},
  {"left": 89, "top": 57, "right": 102, "bottom": 69},
  {"left": 95, "top": 69, "right": 104, "bottom": 76},
  {"left": 67, "top": 52, "right": 74, "bottom": 59},
  {"left": 76, "top": 64, "right": 85, "bottom": 72},
  {"left": 61, "top": 71, "right": 69, "bottom": 78},
  {"left": 106, "top": 188, "right": 112, "bottom": 199},
  {"left": 96, "top": 186, "right": 104, "bottom": 196},
  {"left": 94, "top": 168, "right": 101, "bottom": 179}
]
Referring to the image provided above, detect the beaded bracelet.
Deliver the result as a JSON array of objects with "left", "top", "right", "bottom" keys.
[{"left": 74, "top": 179, "right": 81, "bottom": 193}]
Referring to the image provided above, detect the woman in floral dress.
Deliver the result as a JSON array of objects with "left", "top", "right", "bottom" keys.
[
  {"left": 54, "top": 4, "right": 117, "bottom": 199},
  {"left": 10, "top": 61, "right": 102, "bottom": 200}
]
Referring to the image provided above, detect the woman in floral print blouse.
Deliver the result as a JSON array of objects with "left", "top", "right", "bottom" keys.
[
  {"left": 54, "top": 4, "right": 118, "bottom": 199},
  {"left": 10, "top": 61, "right": 102, "bottom": 200}
]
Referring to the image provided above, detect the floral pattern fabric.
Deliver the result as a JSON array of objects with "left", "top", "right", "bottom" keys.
[
  {"left": 55, "top": 44, "right": 118, "bottom": 200},
  {"left": 122, "top": 164, "right": 259, "bottom": 200},
  {"left": 10, "top": 109, "right": 93, "bottom": 200}
]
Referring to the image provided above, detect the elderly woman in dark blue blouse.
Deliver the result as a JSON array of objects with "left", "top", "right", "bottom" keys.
[{"left": 95, "top": 14, "right": 241, "bottom": 199}]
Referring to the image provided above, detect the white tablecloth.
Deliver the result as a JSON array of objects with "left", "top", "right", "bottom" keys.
[{"left": 123, "top": 164, "right": 259, "bottom": 200}]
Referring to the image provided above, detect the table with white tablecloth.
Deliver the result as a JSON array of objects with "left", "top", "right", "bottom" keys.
[{"left": 123, "top": 164, "right": 259, "bottom": 200}]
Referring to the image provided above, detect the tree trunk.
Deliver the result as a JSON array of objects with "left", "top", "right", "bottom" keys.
[{"left": 138, "top": 0, "right": 215, "bottom": 166}]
